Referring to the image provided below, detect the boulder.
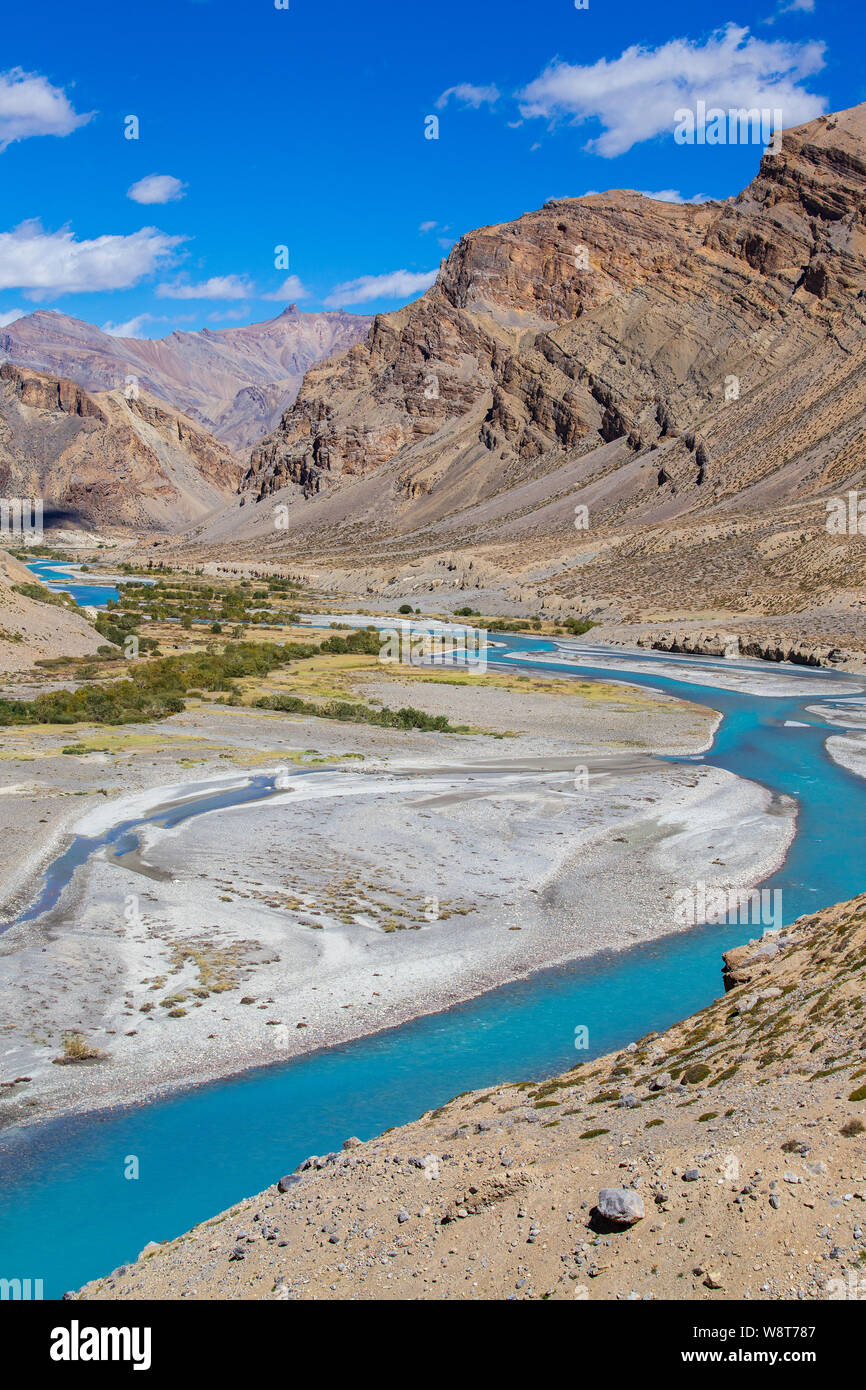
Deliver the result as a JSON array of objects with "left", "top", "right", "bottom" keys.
[{"left": 596, "top": 1187, "right": 644, "bottom": 1226}]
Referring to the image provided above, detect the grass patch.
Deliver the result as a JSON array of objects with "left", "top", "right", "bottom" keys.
[
  {"left": 255, "top": 692, "right": 470, "bottom": 733},
  {"left": 52, "top": 1032, "right": 105, "bottom": 1064}
]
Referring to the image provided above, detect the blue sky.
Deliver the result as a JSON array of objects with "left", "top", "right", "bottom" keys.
[{"left": 0, "top": 0, "right": 860, "bottom": 337}]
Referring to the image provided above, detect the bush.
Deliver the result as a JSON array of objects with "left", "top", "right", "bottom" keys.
[
  {"left": 318, "top": 628, "right": 381, "bottom": 656},
  {"left": 256, "top": 692, "right": 463, "bottom": 733},
  {"left": 682, "top": 1063, "right": 711, "bottom": 1085},
  {"left": 12, "top": 582, "right": 73, "bottom": 609},
  {"left": 53, "top": 1032, "right": 104, "bottom": 1064}
]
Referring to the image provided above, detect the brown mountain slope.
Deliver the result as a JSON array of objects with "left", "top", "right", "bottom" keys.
[
  {"left": 0, "top": 306, "right": 372, "bottom": 455},
  {"left": 0, "top": 363, "right": 243, "bottom": 533},
  {"left": 181, "top": 104, "right": 866, "bottom": 628},
  {"left": 0, "top": 550, "right": 101, "bottom": 674}
]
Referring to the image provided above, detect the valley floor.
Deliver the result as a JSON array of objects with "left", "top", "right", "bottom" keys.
[{"left": 0, "top": 667, "right": 791, "bottom": 1132}]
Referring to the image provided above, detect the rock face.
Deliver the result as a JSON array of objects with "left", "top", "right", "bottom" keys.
[
  {"left": 637, "top": 628, "right": 852, "bottom": 668},
  {"left": 248, "top": 105, "right": 866, "bottom": 514},
  {"left": 198, "top": 103, "right": 866, "bottom": 628},
  {"left": 722, "top": 936, "right": 785, "bottom": 991},
  {"left": 0, "top": 306, "right": 371, "bottom": 455},
  {"left": 596, "top": 1188, "right": 645, "bottom": 1226},
  {"left": 0, "top": 363, "right": 243, "bottom": 533}
]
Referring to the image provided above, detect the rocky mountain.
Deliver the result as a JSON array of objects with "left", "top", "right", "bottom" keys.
[
  {"left": 0, "top": 306, "right": 372, "bottom": 455},
  {"left": 205, "top": 103, "right": 866, "bottom": 632},
  {"left": 0, "top": 363, "right": 243, "bottom": 533}
]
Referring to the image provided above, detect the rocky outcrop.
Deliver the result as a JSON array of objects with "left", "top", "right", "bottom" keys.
[
  {"left": 0, "top": 365, "right": 243, "bottom": 533},
  {"left": 722, "top": 935, "right": 787, "bottom": 991},
  {"left": 0, "top": 363, "right": 106, "bottom": 421},
  {"left": 636, "top": 628, "right": 853, "bottom": 668}
]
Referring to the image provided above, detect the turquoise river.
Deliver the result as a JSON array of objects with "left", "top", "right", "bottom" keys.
[{"left": 0, "top": 629, "right": 864, "bottom": 1297}]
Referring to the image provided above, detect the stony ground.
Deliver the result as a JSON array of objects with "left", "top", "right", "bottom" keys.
[
  {"left": 3, "top": 671, "right": 744, "bottom": 1131},
  {"left": 78, "top": 893, "right": 866, "bottom": 1302}
]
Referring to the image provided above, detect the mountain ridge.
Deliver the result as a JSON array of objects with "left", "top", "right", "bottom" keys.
[
  {"left": 0, "top": 305, "right": 372, "bottom": 456},
  {"left": 167, "top": 102, "right": 866, "bottom": 633}
]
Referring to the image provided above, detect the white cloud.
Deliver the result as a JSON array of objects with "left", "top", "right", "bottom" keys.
[
  {"left": 781, "top": 0, "right": 815, "bottom": 12},
  {"left": 0, "top": 68, "right": 92, "bottom": 151},
  {"left": 639, "top": 189, "right": 713, "bottom": 203},
  {"left": 0, "top": 307, "right": 25, "bottom": 327},
  {"left": 157, "top": 274, "right": 255, "bottom": 300},
  {"left": 0, "top": 221, "right": 182, "bottom": 297},
  {"left": 127, "top": 174, "right": 186, "bottom": 205},
  {"left": 436, "top": 83, "right": 500, "bottom": 110},
  {"left": 517, "top": 24, "right": 826, "bottom": 157},
  {"left": 419, "top": 220, "right": 438, "bottom": 233},
  {"left": 324, "top": 268, "right": 437, "bottom": 308},
  {"left": 261, "top": 274, "right": 309, "bottom": 301},
  {"left": 102, "top": 314, "right": 154, "bottom": 338}
]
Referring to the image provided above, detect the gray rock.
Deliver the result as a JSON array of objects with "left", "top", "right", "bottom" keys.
[
  {"left": 682, "top": 1169, "right": 701, "bottom": 1182},
  {"left": 597, "top": 1187, "right": 645, "bottom": 1226},
  {"left": 277, "top": 1174, "right": 302, "bottom": 1193}
]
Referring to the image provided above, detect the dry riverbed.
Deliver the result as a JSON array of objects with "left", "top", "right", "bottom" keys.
[{"left": 0, "top": 672, "right": 793, "bottom": 1133}]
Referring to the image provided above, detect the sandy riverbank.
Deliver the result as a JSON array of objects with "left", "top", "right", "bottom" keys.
[{"left": 507, "top": 643, "right": 860, "bottom": 698}]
